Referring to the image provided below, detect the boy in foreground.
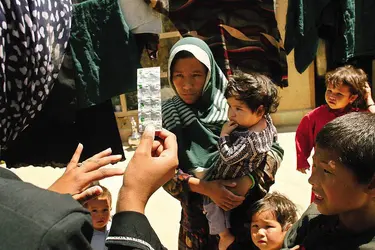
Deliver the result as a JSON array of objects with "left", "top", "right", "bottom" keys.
[{"left": 283, "top": 112, "right": 375, "bottom": 249}]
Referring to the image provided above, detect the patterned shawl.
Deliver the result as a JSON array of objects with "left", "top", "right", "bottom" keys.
[
  {"left": 0, "top": 0, "right": 71, "bottom": 155},
  {"left": 162, "top": 37, "right": 228, "bottom": 177}
]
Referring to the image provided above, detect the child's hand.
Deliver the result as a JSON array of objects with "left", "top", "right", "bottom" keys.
[
  {"left": 297, "top": 168, "right": 309, "bottom": 174},
  {"left": 364, "top": 82, "right": 373, "bottom": 102},
  {"left": 220, "top": 121, "right": 238, "bottom": 137}
]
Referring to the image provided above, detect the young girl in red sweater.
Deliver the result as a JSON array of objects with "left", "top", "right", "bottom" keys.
[{"left": 295, "top": 65, "right": 375, "bottom": 201}]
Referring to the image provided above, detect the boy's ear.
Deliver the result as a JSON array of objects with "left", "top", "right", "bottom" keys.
[
  {"left": 349, "top": 94, "right": 358, "bottom": 104},
  {"left": 256, "top": 105, "right": 265, "bottom": 116},
  {"left": 283, "top": 223, "right": 293, "bottom": 231}
]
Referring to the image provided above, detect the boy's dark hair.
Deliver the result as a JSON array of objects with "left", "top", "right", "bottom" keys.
[
  {"left": 225, "top": 70, "right": 279, "bottom": 114},
  {"left": 249, "top": 192, "right": 298, "bottom": 230},
  {"left": 325, "top": 65, "right": 368, "bottom": 108},
  {"left": 316, "top": 112, "right": 375, "bottom": 184}
]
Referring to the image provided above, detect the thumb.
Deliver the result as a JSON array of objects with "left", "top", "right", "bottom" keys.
[
  {"left": 137, "top": 124, "right": 155, "bottom": 155},
  {"left": 73, "top": 186, "right": 103, "bottom": 205},
  {"left": 221, "top": 180, "right": 237, "bottom": 188}
]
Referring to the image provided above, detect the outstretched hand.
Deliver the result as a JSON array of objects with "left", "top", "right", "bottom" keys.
[
  {"left": 48, "top": 144, "right": 124, "bottom": 199},
  {"left": 117, "top": 125, "right": 179, "bottom": 214}
]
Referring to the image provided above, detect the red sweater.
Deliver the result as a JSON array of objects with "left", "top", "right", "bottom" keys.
[{"left": 295, "top": 105, "right": 361, "bottom": 170}]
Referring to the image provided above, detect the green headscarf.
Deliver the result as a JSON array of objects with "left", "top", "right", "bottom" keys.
[{"left": 162, "top": 37, "right": 228, "bottom": 177}]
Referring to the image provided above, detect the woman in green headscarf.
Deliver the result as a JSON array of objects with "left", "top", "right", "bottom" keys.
[{"left": 162, "top": 37, "right": 283, "bottom": 249}]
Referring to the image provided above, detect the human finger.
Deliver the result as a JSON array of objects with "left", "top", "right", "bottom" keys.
[
  {"left": 157, "top": 129, "right": 177, "bottom": 155},
  {"left": 73, "top": 185, "right": 103, "bottom": 205},
  {"left": 222, "top": 200, "right": 239, "bottom": 211},
  {"left": 219, "top": 203, "right": 232, "bottom": 211},
  {"left": 88, "top": 147, "right": 113, "bottom": 160},
  {"left": 225, "top": 189, "right": 245, "bottom": 202},
  {"left": 67, "top": 143, "right": 83, "bottom": 171},
  {"left": 83, "top": 167, "right": 125, "bottom": 184},
  {"left": 221, "top": 180, "right": 237, "bottom": 188},
  {"left": 152, "top": 140, "right": 162, "bottom": 152},
  {"left": 226, "top": 198, "right": 244, "bottom": 209},
  {"left": 137, "top": 124, "right": 155, "bottom": 155},
  {"left": 154, "top": 128, "right": 174, "bottom": 141},
  {"left": 300, "top": 169, "right": 307, "bottom": 174},
  {"left": 152, "top": 143, "right": 164, "bottom": 157},
  {"left": 82, "top": 155, "right": 123, "bottom": 172}
]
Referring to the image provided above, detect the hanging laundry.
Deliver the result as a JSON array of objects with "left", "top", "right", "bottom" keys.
[
  {"left": 119, "top": 0, "right": 162, "bottom": 34},
  {"left": 70, "top": 0, "right": 141, "bottom": 108},
  {"left": 144, "top": 0, "right": 288, "bottom": 87},
  {"left": 119, "top": 0, "right": 162, "bottom": 59},
  {"left": 285, "top": 0, "right": 375, "bottom": 73}
]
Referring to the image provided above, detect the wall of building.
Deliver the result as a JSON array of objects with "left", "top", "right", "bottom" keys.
[{"left": 271, "top": 0, "right": 315, "bottom": 127}]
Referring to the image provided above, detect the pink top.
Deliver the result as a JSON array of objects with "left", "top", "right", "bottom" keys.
[{"left": 295, "top": 105, "right": 362, "bottom": 170}]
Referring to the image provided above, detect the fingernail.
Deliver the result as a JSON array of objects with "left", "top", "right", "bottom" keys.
[
  {"left": 105, "top": 148, "right": 112, "bottom": 153},
  {"left": 115, "top": 154, "right": 122, "bottom": 158},
  {"left": 94, "top": 187, "right": 102, "bottom": 195}
]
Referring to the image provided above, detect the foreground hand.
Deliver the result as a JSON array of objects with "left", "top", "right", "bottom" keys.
[
  {"left": 220, "top": 121, "right": 238, "bottom": 137},
  {"left": 205, "top": 179, "right": 245, "bottom": 211},
  {"left": 48, "top": 144, "right": 124, "bottom": 196},
  {"left": 117, "top": 125, "right": 179, "bottom": 214}
]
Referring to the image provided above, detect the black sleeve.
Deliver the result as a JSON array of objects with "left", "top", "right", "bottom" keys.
[
  {"left": 106, "top": 211, "right": 166, "bottom": 250},
  {"left": 0, "top": 167, "right": 22, "bottom": 180},
  {"left": 40, "top": 210, "right": 94, "bottom": 249},
  {"left": 281, "top": 204, "right": 320, "bottom": 249}
]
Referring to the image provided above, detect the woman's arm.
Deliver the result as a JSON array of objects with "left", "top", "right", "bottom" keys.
[
  {"left": 188, "top": 177, "right": 245, "bottom": 211},
  {"left": 163, "top": 170, "right": 245, "bottom": 210}
]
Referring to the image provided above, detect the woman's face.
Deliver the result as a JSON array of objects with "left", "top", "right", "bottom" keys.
[{"left": 172, "top": 57, "right": 207, "bottom": 104}]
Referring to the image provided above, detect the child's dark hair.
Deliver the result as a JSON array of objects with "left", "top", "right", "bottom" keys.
[
  {"left": 325, "top": 65, "right": 368, "bottom": 108},
  {"left": 249, "top": 192, "right": 298, "bottom": 230},
  {"left": 316, "top": 112, "right": 375, "bottom": 184},
  {"left": 225, "top": 70, "right": 279, "bottom": 114}
]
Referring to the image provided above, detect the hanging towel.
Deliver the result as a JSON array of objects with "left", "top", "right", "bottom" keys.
[
  {"left": 70, "top": 0, "right": 140, "bottom": 108},
  {"left": 285, "top": 0, "right": 375, "bottom": 74}
]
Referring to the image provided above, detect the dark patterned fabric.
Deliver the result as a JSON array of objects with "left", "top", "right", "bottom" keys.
[
  {"left": 145, "top": 0, "right": 288, "bottom": 87},
  {"left": 0, "top": 0, "right": 72, "bottom": 156},
  {"left": 210, "top": 114, "right": 277, "bottom": 180}
]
